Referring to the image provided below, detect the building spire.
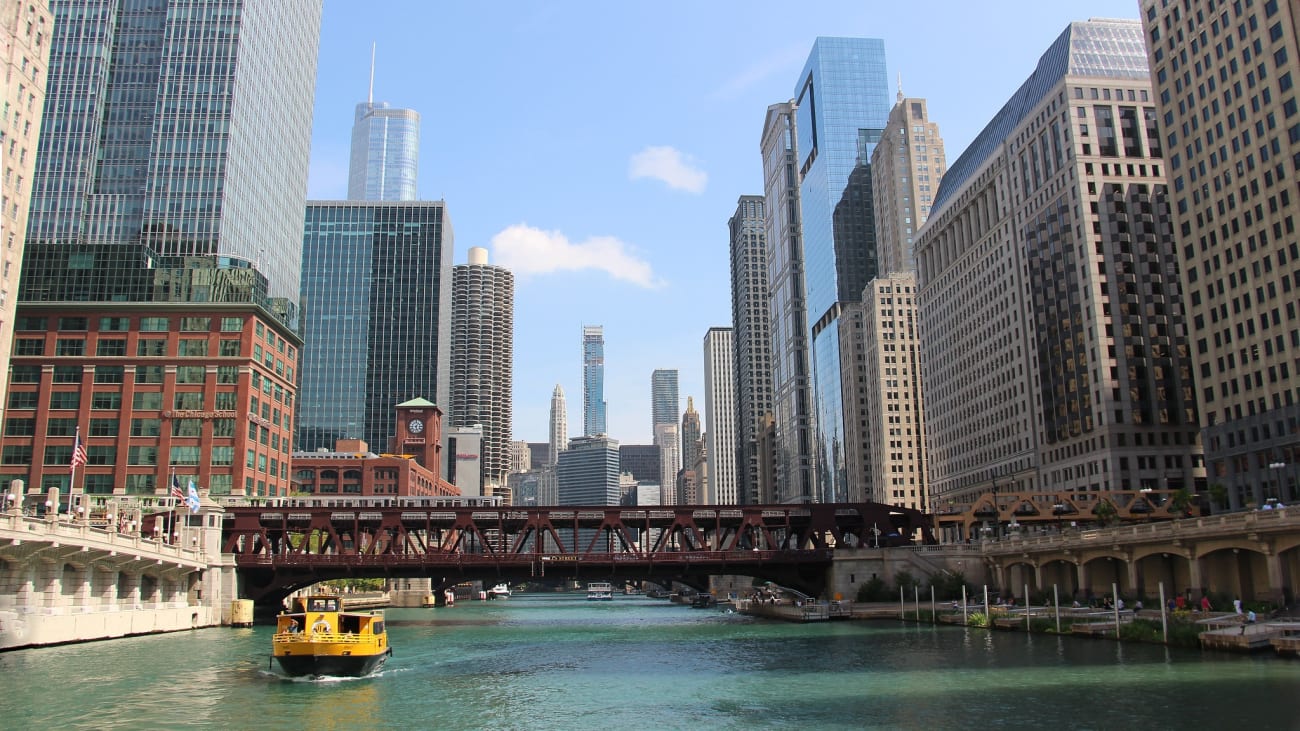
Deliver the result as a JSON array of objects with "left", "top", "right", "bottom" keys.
[
  {"left": 368, "top": 42, "right": 376, "bottom": 105},
  {"left": 896, "top": 72, "right": 903, "bottom": 103}
]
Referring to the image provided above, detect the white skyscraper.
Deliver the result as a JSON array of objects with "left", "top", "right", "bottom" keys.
[
  {"left": 549, "top": 384, "right": 568, "bottom": 467},
  {"left": 703, "top": 327, "right": 737, "bottom": 504},
  {"left": 655, "top": 423, "right": 680, "bottom": 505}
]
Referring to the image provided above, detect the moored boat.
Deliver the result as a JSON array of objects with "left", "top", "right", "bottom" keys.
[
  {"left": 486, "top": 583, "right": 512, "bottom": 599},
  {"left": 272, "top": 593, "right": 392, "bottom": 677},
  {"left": 586, "top": 582, "right": 613, "bottom": 601}
]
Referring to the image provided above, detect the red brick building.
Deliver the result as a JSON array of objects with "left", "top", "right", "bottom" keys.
[
  {"left": 291, "top": 400, "right": 459, "bottom": 497},
  {"left": 1, "top": 302, "right": 299, "bottom": 499}
]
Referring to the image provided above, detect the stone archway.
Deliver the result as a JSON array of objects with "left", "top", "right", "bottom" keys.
[
  {"left": 1080, "top": 555, "right": 1133, "bottom": 600},
  {"left": 1131, "top": 548, "right": 1192, "bottom": 603},
  {"left": 1199, "top": 546, "right": 1271, "bottom": 603},
  {"left": 1038, "top": 559, "right": 1080, "bottom": 601}
]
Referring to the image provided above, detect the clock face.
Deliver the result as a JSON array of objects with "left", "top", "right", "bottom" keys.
[{"left": 408, "top": 418, "right": 424, "bottom": 435}]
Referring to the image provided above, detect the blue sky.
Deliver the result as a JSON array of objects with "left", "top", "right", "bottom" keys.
[{"left": 305, "top": 0, "right": 1143, "bottom": 446}]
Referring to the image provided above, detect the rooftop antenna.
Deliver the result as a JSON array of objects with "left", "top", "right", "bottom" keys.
[
  {"left": 368, "top": 42, "right": 376, "bottom": 105},
  {"left": 896, "top": 72, "right": 903, "bottom": 103}
]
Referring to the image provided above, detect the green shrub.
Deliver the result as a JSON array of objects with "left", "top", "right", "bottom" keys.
[
  {"left": 929, "top": 571, "right": 971, "bottom": 600},
  {"left": 967, "top": 612, "right": 990, "bottom": 627},
  {"left": 856, "top": 577, "right": 891, "bottom": 602}
]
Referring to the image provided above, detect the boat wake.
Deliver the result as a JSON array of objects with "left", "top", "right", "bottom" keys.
[{"left": 259, "top": 666, "right": 407, "bottom": 683}]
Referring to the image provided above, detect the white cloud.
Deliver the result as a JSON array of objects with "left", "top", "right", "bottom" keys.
[
  {"left": 491, "top": 224, "right": 665, "bottom": 289},
  {"left": 627, "top": 146, "right": 707, "bottom": 194}
]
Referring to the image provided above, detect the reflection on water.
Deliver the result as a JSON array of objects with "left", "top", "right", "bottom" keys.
[{"left": 1, "top": 594, "right": 1299, "bottom": 730}]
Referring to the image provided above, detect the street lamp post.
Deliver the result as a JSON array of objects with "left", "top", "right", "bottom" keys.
[{"left": 1269, "top": 462, "right": 1286, "bottom": 504}]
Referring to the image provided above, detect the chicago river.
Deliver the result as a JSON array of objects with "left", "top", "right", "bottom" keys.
[{"left": 2, "top": 593, "right": 1297, "bottom": 729}]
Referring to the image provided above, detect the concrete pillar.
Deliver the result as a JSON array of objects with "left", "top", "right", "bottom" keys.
[
  {"left": 1075, "top": 561, "right": 1088, "bottom": 601},
  {"left": 1127, "top": 558, "right": 1141, "bottom": 598},
  {"left": 1034, "top": 563, "right": 1044, "bottom": 591},
  {"left": 1188, "top": 552, "right": 1204, "bottom": 597},
  {"left": 1265, "top": 552, "right": 1287, "bottom": 606}
]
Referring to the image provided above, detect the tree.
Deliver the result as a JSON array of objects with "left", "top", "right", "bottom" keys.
[
  {"left": 1093, "top": 500, "right": 1119, "bottom": 526},
  {"left": 1207, "top": 483, "right": 1229, "bottom": 512},
  {"left": 1169, "top": 487, "right": 1194, "bottom": 517}
]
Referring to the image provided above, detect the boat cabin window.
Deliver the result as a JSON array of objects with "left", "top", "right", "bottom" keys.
[
  {"left": 338, "top": 615, "right": 362, "bottom": 634},
  {"left": 307, "top": 599, "right": 338, "bottom": 612}
]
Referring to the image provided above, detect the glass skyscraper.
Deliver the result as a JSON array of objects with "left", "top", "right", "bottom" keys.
[
  {"left": 792, "top": 37, "right": 890, "bottom": 502},
  {"left": 298, "top": 201, "right": 453, "bottom": 453},
  {"left": 26, "top": 0, "right": 323, "bottom": 316},
  {"left": 650, "top": 369, "right": 679, "bottom": 433},
  {"left": 348, "top": 101, "right": 420, "bottom": 201},
  {"left": 582, "top": 326, "right": 606, "bottom": 436}
]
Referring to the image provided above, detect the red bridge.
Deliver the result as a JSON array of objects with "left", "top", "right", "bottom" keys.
[{"left": 222, "top": 499, "right": 934, "bottom": 605}]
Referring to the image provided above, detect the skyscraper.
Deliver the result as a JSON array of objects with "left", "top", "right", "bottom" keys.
[
  {"left": 1, "top": 0, "right": 52, "bottom": 422},
  {"left": 1141, "top": 0, "right": 1300, "bottom": 509},
  {"left": 680, "top": 396, "right": 702, "bottom": 476},
  {"left": 654, "top": 423, "right": 680, "bottom": 505},
  {"left": 915, "top": 19, "right": 1202, "bottom": 505},
  {"left": 871, "top": 91, "right": 946, "bottom": 274},
  {"left": 792, "top": 37, "right": 891, "bottom": 503},
  {"left": 348, "top": 47, "right": 419, "bottom": 202},
  {"left": 703, "top": 327, "right": 737, "bottom": 504},
  {"left": 650, "top": 369, "right": 680, "bottom": 433},
  {"left": 26, "top": 0, "right": 322, "bottom": 314},
  {"left": 760, "top": 101, "right": 817, "bottom": 504},
  {"left": 298, "top": 201, "right": 453, "bottom": 453},
  {"left": 556, "top": 434, "right": 620, "bottom": 505},
  {"left": 728, "top": 196, "right": 775, "bottom": 504},
  {"left": 548, "top": 385, "right": 567, "bottom": 467},
  {"left": 450, "top": 247, "right": 514, "bottom": 490},
  {"left": 582, "top": 325, "right": 606, "bottom": 436}
]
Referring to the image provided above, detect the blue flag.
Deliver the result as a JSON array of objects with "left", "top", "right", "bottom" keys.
[{"left": 186, "top": 480, "right": 201, "bottom": 513}]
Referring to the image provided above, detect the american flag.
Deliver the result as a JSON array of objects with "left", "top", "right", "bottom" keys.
[
  {"left": 70, "top": 430, "right": 87, "bottom": 474},
  {"left": 170, "top": 474, "right": 185, "bottom": 501}
]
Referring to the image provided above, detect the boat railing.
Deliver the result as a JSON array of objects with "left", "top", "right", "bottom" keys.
[{"left": 273, "top": 631, "right": 374, "bottom": 644}]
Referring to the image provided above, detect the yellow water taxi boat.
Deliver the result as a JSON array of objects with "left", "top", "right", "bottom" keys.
[{"left": 272, "top": 593, "right": 392, "bottom": 677}]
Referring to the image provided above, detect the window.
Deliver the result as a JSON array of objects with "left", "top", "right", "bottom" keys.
[
  {"left": 58, "top": 316, "right": 88, "bottom": 331},
  {"left": 89, "top": 418, "right": 118, "bottom": 437},
  {"left": 176, "top": 366, "right": 206, "bottom": 384},
  {"left": 137, "top": 338, "right": 167, "bottom": 356},
  {"left": 15, "top": 316, "right": 46, "bottom": 330},
  {"left": 211, "top": 446, "right": 234, "bottom": 466},
  {"left": 124, "top": 474, "right": 155, "bottom": 494},
  {"left": 219, "top": 339, "right": 241, "bottom": 356},
  {"left": 9, "top": 365, "right": 40, "bottom": 383},
  {"left": 135, "top": 366, "right": 164, "bottom": 384},
  {"left": 44, "top": 445, "right": 73, "bottom": 466},
  {"left": 214, "top": 392, "right": 237, "bottom": 410},
  {"left": 87, "top": 445, "right": 115, "bottom": 466},
  {"left": 131, "top": 418, "right": 161, "bottom": 437},
  {"left": 179, "top": 317, "right": 210, "bottom": 332},
  {"left": 49, "top": 392, "right": 80, "bottom": 410},
  {"left": 14, "top": 338, "right": 43, "bottom": 356},
  {"left": 52, "top": 365, "right": 81, "bottom": 383},
  {"left": 170, "top": 446, "right": 201, "bottom": 466},
  {"left": 172, "top": 419, "right": 202, "bottom": 437},
  {"left": 96, "top": 339, "right": 126, "bottom": 356},
  {"left": 220, "top": 317, "right": 243, "bottom": 332},
  {"left": 46, "top": 418, "right": 77, "bottom": 436},
  {"left": 90, "top": 391, "right": 121, "bottom": 410},
  {"left": 131, "top": 392, "right": 161, "bottom": 410},
  {"left": 217, "top": 366, "right": 238, "bottom": 384},
  {"left": 139, "top": 317, "right": 168, "bottom": 332},
  {"left": 4, "top": 418, "right": 35, "bottom": 436},
  {"left": 212, "top": 419, "right": 236, "bottom": 438},
  {"left": 99, "top": 317, "right": 129, "bottom": 332},
  {"left": 55, "top": 339, "right": 85, "bottom": 356},
  {"left": 128, "top": 446, "right": 159, "bottom": 466},
  {"left": 94, "top": 365, "right": 124, "bottom": 384},
  {"left": 178, "top": 339, "right": 208, "bottom": 356},
  {"left": 2, "top": 446, "right": 33, "bottom": 465},
  {"left": 7, "top": 391, "right": 38, "bottom": 409},
  {"left": 173, "top": 392, "right": 203, "bottom": 410}
]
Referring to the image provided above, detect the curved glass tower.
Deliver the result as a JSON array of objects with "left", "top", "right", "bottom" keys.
[
  {"left": 582, "top": 326, "right": 607, "bottom": 436},
  {"left": 348, "top": 101, "right": 420, "bottom": 201}
]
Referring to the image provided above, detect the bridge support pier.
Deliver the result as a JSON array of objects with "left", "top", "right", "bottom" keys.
[{"left": 1265, "top": 551, "right": 1287, "bottom": 606}]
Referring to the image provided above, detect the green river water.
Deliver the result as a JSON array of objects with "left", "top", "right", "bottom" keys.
[{"left": 1, "top": 594, "right": 1297, "bottom": 730}]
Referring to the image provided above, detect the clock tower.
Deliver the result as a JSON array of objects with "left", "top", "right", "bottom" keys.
[{"left": 393, "top": 397, "right": 443, "bottom": 472}]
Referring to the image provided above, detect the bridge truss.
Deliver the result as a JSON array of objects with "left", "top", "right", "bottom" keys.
[{"left": 224, "top": 501, "right": 934, "bottom": 603}]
